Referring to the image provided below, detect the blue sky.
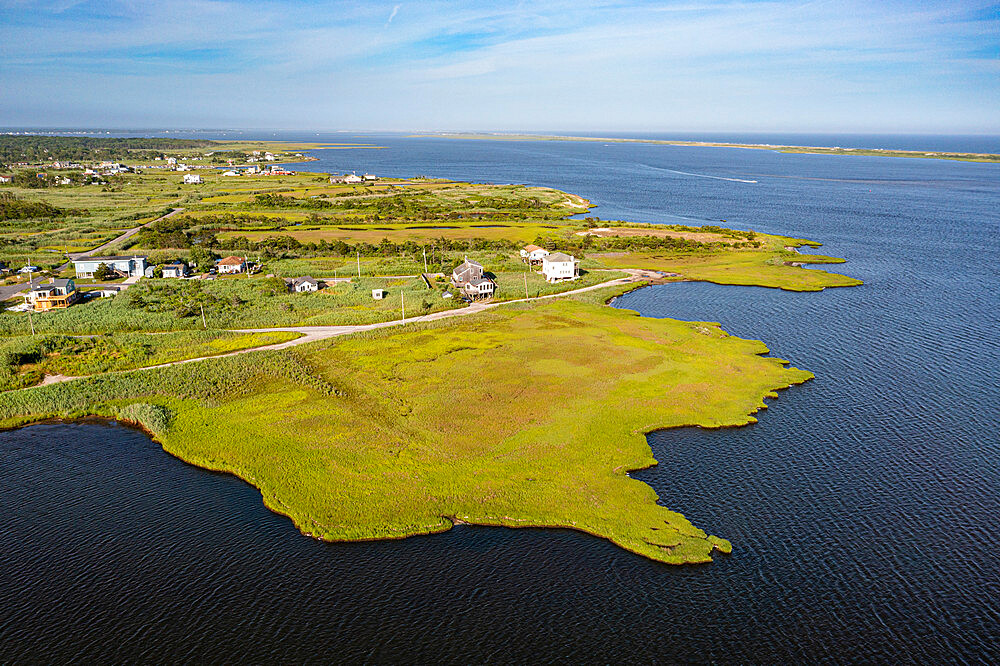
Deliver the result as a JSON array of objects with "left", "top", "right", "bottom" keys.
[{"left": 1, "top": 0, "right": 998, "bottom": 132}]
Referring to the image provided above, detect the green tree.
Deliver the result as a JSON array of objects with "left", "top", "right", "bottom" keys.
[{"left": 93, "top": 263, "right": 114, "bottom": 281}]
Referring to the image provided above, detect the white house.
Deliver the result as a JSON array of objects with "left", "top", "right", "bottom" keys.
[
  {"left": 464, "top": 277, "right": 495, "bottom": 299},
  {"left": 222, "top": 170, "right": 240, "bottom": 177},
  {"left": 343, "top": 173, "right": 363, "bottom": 184},
  {"left": 541, "top": 252, "right": 580, "bottom": 282},
  {"left": 288, "top": 276, "right": 320, "bottom": 293},
  {"left": 73, "top": 256, "right": 148, "bottom": 278},
  {"left": 183, "top": 174, "right": 203, "bottom": 184},
  {"left": 520, "top": 244, "right": 549, "bottom": 264},
  {"left": 372, "top": 288, "right": 387, "bottom": 300},
  {"left": 216, "top": 256, "right": 247, "bottom": 274}
]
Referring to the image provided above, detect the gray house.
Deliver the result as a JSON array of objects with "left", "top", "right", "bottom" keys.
[
  {"left": 73, "top": 256, "right": 148, "bottom": 279},
  {"left": 451, "top": 258, "right": 495, "bottom": 300},
  {"left": 451, "top": 257, "right": 484, "bottom": 285}
]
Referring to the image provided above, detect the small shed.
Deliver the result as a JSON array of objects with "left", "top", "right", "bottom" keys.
[{"left": 372, "top": 289, "right": 387, "bottom": 300}]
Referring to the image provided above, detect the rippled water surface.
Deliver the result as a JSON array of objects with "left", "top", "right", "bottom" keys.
[{"left": 2, "top": 136, "right": 999, "bottom": 663}]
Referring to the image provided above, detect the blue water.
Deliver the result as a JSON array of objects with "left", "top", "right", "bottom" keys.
[{"left": 2, "top": 135, "right": 999, "bottom": 662}]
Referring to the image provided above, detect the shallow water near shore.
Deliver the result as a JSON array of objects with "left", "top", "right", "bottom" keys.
[{"left": 2, "top": 135, "right": 999, "bottom": 662}]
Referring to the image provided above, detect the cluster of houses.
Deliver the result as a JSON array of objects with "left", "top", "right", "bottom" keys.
[
  {"left": 219, "top": 165, "right": 295, "bottom": 178},
  {"left": 520, "top": 245, "right": 581, "bottom": 283},
  {"left": 329, "top": 172, "right": 378, "bottom": 184},
  {"left": 14, "top": 254, "right": 253, "bottom": 312},
  {"left": 68, "top": 254, "right": 256, "bottom": 281},
  {"left": 446, "top": 245, "right": 581, "bottom": 302}
]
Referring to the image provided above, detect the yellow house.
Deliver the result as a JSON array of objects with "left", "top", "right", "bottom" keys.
[{"left": 24, "top": 278, "right": 78, "bottom": 312}]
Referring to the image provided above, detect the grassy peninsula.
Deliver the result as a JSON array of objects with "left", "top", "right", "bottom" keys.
[
  {"left": 0, "top": 135, "right": 863, "bottom": 565},
  {"left": 0, "top": 285, "right": 816, "bottom": 564}
]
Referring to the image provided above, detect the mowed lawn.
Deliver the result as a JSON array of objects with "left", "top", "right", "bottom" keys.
[{"left": 0, "top": 288, "right": 814, "bottom": 565}]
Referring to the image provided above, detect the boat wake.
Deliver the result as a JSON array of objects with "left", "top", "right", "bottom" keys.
[{"left": 641, "top": 163, "right": 758, "bottom": 183}]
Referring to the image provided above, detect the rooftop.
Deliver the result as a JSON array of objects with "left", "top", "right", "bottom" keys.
[{"left": 75, "top": 255, "right": 147, "bottom": 263}]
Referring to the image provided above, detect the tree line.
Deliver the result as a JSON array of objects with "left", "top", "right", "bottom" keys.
[{"left": 0, "top": 136, "right": 216, "bottom": 166}]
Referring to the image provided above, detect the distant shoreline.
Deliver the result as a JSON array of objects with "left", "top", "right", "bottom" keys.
[{"left": 411, "top": 133, "right": 1000, "bottom": 163}]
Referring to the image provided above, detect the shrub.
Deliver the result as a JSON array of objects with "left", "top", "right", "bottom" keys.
[{"left": 116, "top": 402, "right": 173, "bottom": 434}]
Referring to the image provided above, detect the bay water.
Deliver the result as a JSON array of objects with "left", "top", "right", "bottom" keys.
[{"left": 2, "top": 134, "right": 998, "bottom": 662}]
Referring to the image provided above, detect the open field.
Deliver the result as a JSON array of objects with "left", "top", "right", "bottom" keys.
[
  {"left": 415, "top": 133, "right": 1000, "bottom": 163},
  {"left": 0, "top": 329, "right": 301, "bottom": 391},
  {"left": 0, "top": 276, "right": 471, "bottom": 336},
  {"left": 217, "top": 222, "right": 564, "bottom": 245},
  {"left": 0, "top": 286, "right": 814, "bottom": 564}
]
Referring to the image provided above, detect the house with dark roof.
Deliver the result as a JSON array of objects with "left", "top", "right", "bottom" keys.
[
  {"left": 287, "top": 276, "right": 320, "bottom": 293},
  {"left": 452, "top": 258, "right": 483, "bottom": 285},
  {"left": 73, "top": 256, "right": 148, "bottom": 279},
  {"left": 161, "top": 262, "right": 188, "bottom": 278},
  {"left": 451, "top": 258, "right": 495, "bottom": 300}
]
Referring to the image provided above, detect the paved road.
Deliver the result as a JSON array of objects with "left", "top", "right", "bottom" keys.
[
  {"left": 32, "top": 272, "right": 651, "bottom": 387},
  {"left": 0, "top": 207, "right": 183, "bottom": 303},
  {"left": 65, "top": 207, "right": 184, "bottom": 262}
]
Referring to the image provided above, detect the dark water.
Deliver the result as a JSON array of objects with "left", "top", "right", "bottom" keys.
[{"left": 2, "top": 136, "right": 1000, "bottom": 663}]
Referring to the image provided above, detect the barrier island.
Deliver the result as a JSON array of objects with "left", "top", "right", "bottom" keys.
[{"left": 0, "top": 137, "right": 862, "bottom": 564}]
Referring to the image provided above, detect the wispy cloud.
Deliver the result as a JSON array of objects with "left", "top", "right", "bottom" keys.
[{"left": 0, "top": 0, "right": 997, "bottom": 132}]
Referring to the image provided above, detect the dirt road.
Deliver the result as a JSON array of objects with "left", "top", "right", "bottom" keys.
[{"left": 31, "top": 272, "right": 648, "bottom": 387}]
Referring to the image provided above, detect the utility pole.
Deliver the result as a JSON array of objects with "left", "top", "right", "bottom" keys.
[
  {"left": 400, "top": 291, "right": 405, "bottom": 322},
  {"left": 200, "top": 303, "right": 207, "bottom": 329},
  {"left": 26, "top": 270, "right": 35, "bottom": 336},
  {"left": 357, "top": 251, "right": 361, "bottom": 278},
  {"left": 524, "top": 270, "right": 529, "bottom": 300},
  {"left": 423, "top": 248, "right": 428, "bottom": 274}
]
